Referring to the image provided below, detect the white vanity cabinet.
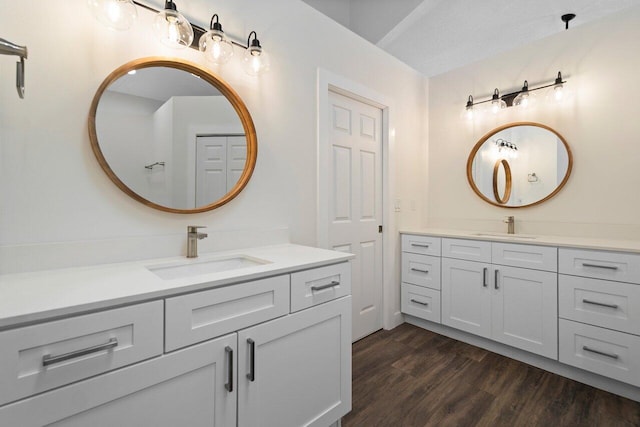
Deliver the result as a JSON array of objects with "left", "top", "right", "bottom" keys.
[
  {"left": 400, "top": 234, "right": 442, "bottom": 323},
  {"left": 558, "top": 248, "right": 640, "bottom": 388},
  {"left": 0, "top": 255, "right": 352, "bottom": 427},
  {"left": 439, "top": 238, "right": 558, "bottom": 359}
]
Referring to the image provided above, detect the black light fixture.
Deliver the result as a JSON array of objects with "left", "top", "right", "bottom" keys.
[
  {"left": 243, "top": 32, "right": 270, "bottom": 76},
  {"left": 199, "top": 14, "right": 234, "bottom": 65},
  {"left": 463, "top": 71, "right": 568, "bottom": 118},
  {"left": 561, "top": 13, "right": 576, "bottom": 30}
]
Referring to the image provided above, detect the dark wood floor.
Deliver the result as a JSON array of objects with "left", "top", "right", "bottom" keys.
[{"left": 342, "top": 323, "right": 640, "bottom": 427}]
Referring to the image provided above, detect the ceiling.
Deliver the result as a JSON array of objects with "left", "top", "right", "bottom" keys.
[{"left": 302, "top": 0, "right": 640, "bottom": 77}]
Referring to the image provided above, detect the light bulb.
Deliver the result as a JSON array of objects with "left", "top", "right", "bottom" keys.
[
  {"left": 153, "top": 1, "right": 193, "bottom": 49},
  {"left": 513, "top": 80, "right": 536, "bottom": 108},
  {"left": 88, "top": 0, "right": 137, "bottom": 31},
  {"left": 199, "top": 15, "right": 234, "bottom": 65},
  {"left": 489, "top": 88, "right": 506, "bottom": 114},
  {"left": 461, "top": 95, "right": 475, "bottom": 120},
  {"left": 243, "top": 32, "right": 270, "bottom": 76}
]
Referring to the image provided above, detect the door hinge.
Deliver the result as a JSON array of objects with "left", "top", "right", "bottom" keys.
[{"left": 378, "top": 225, "right": 383, "bottom": 233}]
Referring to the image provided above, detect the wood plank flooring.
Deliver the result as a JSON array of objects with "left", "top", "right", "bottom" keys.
[{"left": 342, "top": 323, "right": 640, "bottom": 427}]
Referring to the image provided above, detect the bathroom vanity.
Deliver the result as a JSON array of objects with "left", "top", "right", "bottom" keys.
[
  {"left": 0, "top": 244, "right": 353, "bottom": 426},
  {"left": 401, "top": 229, "right": 640, "bottom": 401}
]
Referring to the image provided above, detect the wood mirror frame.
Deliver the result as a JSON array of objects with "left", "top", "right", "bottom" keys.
[
  {"left": 466, "top": 122, "right": 572, "bottom": 208},
  {"left": 492, "top": 159, "right": 512, "bottom": 205},
  {"left": 88, "top": 57, "right": 257, "bottom": 214}
]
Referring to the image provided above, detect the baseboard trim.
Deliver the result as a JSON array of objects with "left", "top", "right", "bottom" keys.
[{"left": 405, "top": 316, "right": 640, "bottom": 403}]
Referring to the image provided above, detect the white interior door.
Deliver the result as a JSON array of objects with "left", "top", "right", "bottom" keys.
[
  {"left": 328, "top": 90, "right": 383, "bottom": 341},
  {"left": 195, "top": 135, "right": 246, "bottom": 206}
]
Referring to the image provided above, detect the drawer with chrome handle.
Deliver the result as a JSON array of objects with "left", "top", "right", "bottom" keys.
[
  {"left": 290, "top": 262, "right": 351, "bottom": 312},
  {"left": 401, "top": 234, "right": 441, "bottom": 256},
  {"left": 559, "top": 248, "right": 640, "bottom": 284},
  {"left": 401, "top": 283, "right": 441, "bottom": 324},
  {"left": 559, "top": 274, "right": 640, "bottom": 335},
  {"left": 559, "top": 319, "right": 640, "bottom": 387},
  {"left": 402, "top": 253, "right": 441, "bottom": 290},
  {"left": 0, "top": 301, "right": 163, "bottom": 407}
]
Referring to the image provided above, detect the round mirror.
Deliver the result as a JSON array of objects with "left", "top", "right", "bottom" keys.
[
  {"left": 466, "top": 122, "right": 572, "bottom": 208},
  {"left": 88, "top": 57, "right": 257, "bottom": 213}
]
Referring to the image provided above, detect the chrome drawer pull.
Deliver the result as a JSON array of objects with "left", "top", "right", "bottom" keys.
[
  {"left": 410, "top": 299, "right": 429, "bottom": 306},
  {"left": 311, "top": 281, "right": 340, "bottom": 291},
  {"left": 410, "top": 268, "right": 429, "bottom": 273},
  {"left": 582, "top": 299, "right": 619, "bottom": 309},
  {"left": 42, "top": 337, "right": 118, "bottom": 367},
  {"left": 582, "top": 345, "right": 619, "bottom": 360},
  {"left": 246, "top": 338, "right": 255, "bottom": 382},
  {"left": 225, "top": 346, "right": 234, "bottom": 392},
  {"left": 411, "top": 243, "right": 429, "bottom": 248},
  {"left": 482, "top": 267, "right": 488, "bottom": 288},
  {"left": 494, "top": 269, "right": 499, "bottom": 290},
  {"left": 582, "top": 263, "right": 619, "bottom": 271}
]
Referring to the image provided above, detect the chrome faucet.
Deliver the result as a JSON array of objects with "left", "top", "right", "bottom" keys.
[
  {"left": 187, "top": 226, "right": 208, "bottom": 258},
  {"left": 504, "top": 216, "right": 515, "bottom": 234}
]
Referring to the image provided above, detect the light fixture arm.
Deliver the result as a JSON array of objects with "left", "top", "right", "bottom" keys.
[{"left": 0, "top": 37, "right": 27, "bottom": 99}]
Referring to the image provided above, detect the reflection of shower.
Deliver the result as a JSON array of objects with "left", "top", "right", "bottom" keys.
[{"left": 0, "top": 37, "right": 28, "bottom": 99}]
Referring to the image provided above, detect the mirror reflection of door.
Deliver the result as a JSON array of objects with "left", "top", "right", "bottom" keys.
[{"left": 195, "top": 135, "right": 247, "bottom": 207}]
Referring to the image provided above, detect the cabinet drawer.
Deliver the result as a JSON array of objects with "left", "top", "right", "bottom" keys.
[
  {"left": 492, "top": 243, "right": 557, "bottom": 272},
  {"left": 402, "top": 253, "right": 441, "bottom": 290},
  {"left": 0, "top": 301, "right": 163, "bottom": 406},
  {"left": 290, "top": 262, "right": 351, "bottom": 312},
  {"left": 165, "top": 275, "right": 289, "bottom": 352},
  {"left": 559, "top": 319, "right": 640, "bottom": 387},
  {"left": 442, "top": 238, "right": 491, "bottom": 263},
  {"left": 401, "top": 234, "right": 441, "bottom": 256},
  {"left": 559, "top": 248, "right": 640, "bottom": 284},
  {"left": 401, "top": 283, "right": 441, "bottom": 324},
  {"left": 559, "top": 275, "right": 640, "bottom": 335}
]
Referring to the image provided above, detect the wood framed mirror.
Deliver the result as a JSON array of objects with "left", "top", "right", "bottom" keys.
[
  {"left": 467, "top": 122, "right": 572, "bottom": 208},
  {"left": 88, "top": 57, "right": 257, "bottom": 214}
]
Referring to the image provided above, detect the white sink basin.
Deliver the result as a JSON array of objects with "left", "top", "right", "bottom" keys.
[
  {"left": 147, "top": 255, "right": 270, "bottom": 280},
  {"left": 472, "top": 232, "right": 538, "bottom": 240}
]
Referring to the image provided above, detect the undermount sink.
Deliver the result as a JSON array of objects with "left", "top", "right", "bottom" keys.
[
  {"left": 147, "top": 255, "right": 271, "bottom": 280},
  {"left": 472, "top": 232, "right": 538, "bottom": 240}
]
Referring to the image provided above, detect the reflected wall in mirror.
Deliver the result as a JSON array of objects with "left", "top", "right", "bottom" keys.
[
  {"left": 467, "top": 122, "right": 572, "bottom": 208},
  {"left": 89, "top": 57, "right": 257, "bottom": 213}
]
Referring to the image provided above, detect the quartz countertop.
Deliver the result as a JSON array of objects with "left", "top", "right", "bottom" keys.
[
  {"left": 400, "top": 228, "right": 640, "bottom": 254},
  {"left": 0, "top": 244, "right": 354, "bottom": 330}
]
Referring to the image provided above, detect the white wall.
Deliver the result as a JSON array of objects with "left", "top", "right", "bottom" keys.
[
  {"left": 0, "top": 0, "right": 428, "bottom": 277},
  {"left": 427, "top": 6, "right": 640, "bottom": 239}
]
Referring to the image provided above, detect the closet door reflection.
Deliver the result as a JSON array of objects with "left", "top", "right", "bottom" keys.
[{"left": 195, "top": 135, "right": 247, "bottom": 207}]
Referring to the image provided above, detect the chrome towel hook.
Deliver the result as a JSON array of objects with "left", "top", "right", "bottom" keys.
[{"left": 0, "top": 37, "right": 28, "bottom": 99}]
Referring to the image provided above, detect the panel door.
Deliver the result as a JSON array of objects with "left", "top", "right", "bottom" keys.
[
  {"left": 237, "top": 297, "right": 352, "bottom": 427},
  {"left": 492, "top": 266, "right": 558, "bottom": 359},
  {"left": 0, "top": 334, "right": 237, "bottom": 427},
  {"left": 441, "top": 258, "right": 491, "bottom": 338},
  {"left": 227, "top": 135, "right": 247, "bottom": 190},
  {"left": 328, "top": 90, "right": 383, "bottom": 341},
  {"left": 196, "top": 135, "right": 227, "bottom": 206}
]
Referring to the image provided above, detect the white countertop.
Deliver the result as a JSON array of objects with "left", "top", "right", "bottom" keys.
[
  {"left": 400, "top": 228, "right": 640, "bottom": 253},
  {"left": 0, "top": 244, "right": 354, "bottom": 330}
]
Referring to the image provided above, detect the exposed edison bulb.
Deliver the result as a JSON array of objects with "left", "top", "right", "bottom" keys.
[
  {"left": 88, "top": 0, "right": 137, "bottom": 31},
  {"left": 199, "top": 18, "right": 234, "bottom": 65},
  {"left": 243, "top": 45, "right": 270, "bottom": 76},
  {"left": 153, "top": 1, "right": 194, "bottom": 49},
  {"left": 461, "top": 95, "right": 476, "bottom": 120},
  {"left": 513, "top": 81, "right": 536, "bottom": 109},
  {"left": 488, "top": 89, "right": 507, "bottom": 114}
]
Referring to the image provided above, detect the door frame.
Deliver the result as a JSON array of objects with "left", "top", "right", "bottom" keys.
[{"left": 316, "top": 68, "right": 402, "bottom": 331}]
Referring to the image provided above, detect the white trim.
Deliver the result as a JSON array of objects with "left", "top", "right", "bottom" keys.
[{"left": 316, "top": 68, "right": 400, "bottom": 331}]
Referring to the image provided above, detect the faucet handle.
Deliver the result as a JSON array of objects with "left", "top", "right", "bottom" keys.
[{"left": 187, "top": 225, "right": 207, "bottom": 233}]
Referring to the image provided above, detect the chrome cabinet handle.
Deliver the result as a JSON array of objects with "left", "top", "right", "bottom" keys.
[
  {"left": 582, "top": 263, "right": 619, "bottom": 271},
  {"left": 410, "top": 268, "right": 429, "bottom": 273},
  {"left": 311, "top": 281, "right": 340, "bottom": 291},
  {"left": 583, "top": 345, "right": 619, "bottom": 360},
  {"left": 225, "top": 346, "right": 234, "bottom": 392},
  {"left": 42, "top": 338, "right": 118, "bottom": 367},
  {"left": 410, "top": 299, "right": 429, "bottom": 306},
  {"left": 582, "top": 299, "right": 619, "bottom": 309},
  {"left": 494, "top": 269, "right": 499, "bottom": 290},
  {"left": 411, "top": 243, "right": 429, "bottom": 248},
  {"left": 482, "top": 267, "right": 488, "bottom": 288},
  {"left": 246, "top": 338, "right": 255, "bottom": 382}
]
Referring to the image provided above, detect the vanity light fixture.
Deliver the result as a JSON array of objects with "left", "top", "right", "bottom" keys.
[
  {"left": 463, "top": 71, "right": 567, "bottom": 118},
  {"left": 242, "top": 32, "right": 270, "bottom": 76},
  {"left": 152, "top": 0, "right": 194, "bottom": 49},
  {"left": 199, "top": 14, "right": 234, "bottom": 65},
  {"left": 87, "top": 0, "right": 138, "bottom": 31},
  {"left": 90, "top": 1, "right": 270, "bottom": 76},
  {"left": 494, "top": 138, "right": 518, "bottom": 159}
]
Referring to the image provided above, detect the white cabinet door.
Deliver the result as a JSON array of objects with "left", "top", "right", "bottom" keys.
[
  {"left": 0, "top": 334, "right": 237, "bottom": 427},
  {"left": 492, "top": 265, "right": 558, "bottom": 359},
  {"left": 238, "top": 296, "right": 352, "bottom": 427},
  {"left": 441, "top": 258, "right": 491, "bottom": 338}
]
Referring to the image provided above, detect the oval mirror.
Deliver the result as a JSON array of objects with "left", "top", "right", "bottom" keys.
[
  {"left": 88, "top": 57, "right": 257, "bottom": 213},
  {"left": 466, "top": 122, "right": 572, "bottom": 208}
]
